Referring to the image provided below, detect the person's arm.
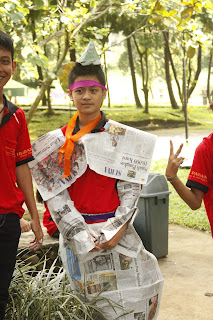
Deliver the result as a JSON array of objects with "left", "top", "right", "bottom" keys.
[
  {"left": 89, "top": 221, "right": 129, "bottom": 252},
  {"left": 20, "top": 218, "right": 31, "bottom": 233},
  {"left": 16, "top": 163, "right": 43, "bottom": 250},
  {"left": 99, "top": 221, "right": 129, "bottom": 250},
  {"left": 165, "top": 140, "right": 204, "bottom": 210}
]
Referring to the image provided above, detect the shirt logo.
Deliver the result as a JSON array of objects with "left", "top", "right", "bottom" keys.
[
  {"left": 16, "top": 148, "right": 32, "bottom": 158},
  {"left": 5, "top": 147, "right": 15, "bottom": 157}
]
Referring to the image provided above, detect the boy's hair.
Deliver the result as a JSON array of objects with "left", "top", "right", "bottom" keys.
[
  {"left": 68, "top": 63, "right": 106, "bottom": 87},
  {"left": 0, "top": 29, "right": 14, "bottom": 61}
]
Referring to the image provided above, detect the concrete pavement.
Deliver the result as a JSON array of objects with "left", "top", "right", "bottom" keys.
[
  {"left": 19, "top": 223, "right": 213, "bottom": 320},
  {"left": 149, "top": 127, "right": 212, "bottom": 161},
  {"left": 158, "top": 224, "right": 213, "bottom": 320}
]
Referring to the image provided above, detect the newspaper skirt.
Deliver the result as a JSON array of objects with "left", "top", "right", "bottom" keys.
[{"left": 59, "top": 222, "right": 164, "bottom": 320}]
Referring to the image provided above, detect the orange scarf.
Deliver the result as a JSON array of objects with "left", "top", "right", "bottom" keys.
[{"left": 59, "top": 112, "right": 102, "bottom": 178}]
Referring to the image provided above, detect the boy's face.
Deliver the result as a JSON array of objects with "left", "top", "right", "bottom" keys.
[
  {"left": 0, "top": 47, "right": 16, "bottom": 92},
  {"left": 69, "top": 75, "right": 106, "bottom": 119}
]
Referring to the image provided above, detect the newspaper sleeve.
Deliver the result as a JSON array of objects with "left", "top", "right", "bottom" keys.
[
  {"left": 46, "top": 189, "right": 95, "bottom": 256},
  {"left": 98, "top": 180, "right": 142, "bottom": 247},
  {"left": 82, "top": 119, "right": 157, "bottom": 184},
  {"left": 46, "top": 180, "right": 143, "bottom": 260}
]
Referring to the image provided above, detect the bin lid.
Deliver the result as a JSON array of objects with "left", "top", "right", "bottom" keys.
[{"left": 141, "top": 173, "right": 170, "bottom": 197}]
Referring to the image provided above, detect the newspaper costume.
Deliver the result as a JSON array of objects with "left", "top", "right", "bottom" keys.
[{"left": 29, "top": 41, "right": 164, "bottom": 319}]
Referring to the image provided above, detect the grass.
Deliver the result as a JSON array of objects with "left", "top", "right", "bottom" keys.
[{"left": 27, "top": 104, "right": 213, "bottom": 141}]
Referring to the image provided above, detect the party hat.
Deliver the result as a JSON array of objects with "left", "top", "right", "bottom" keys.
[{"left": 77, "top": 40, "right": 101, "bottom": 66}]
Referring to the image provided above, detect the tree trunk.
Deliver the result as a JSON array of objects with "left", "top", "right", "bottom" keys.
[
  {"left": 26, "top": 78, "right": 53, "bottom": 123},
  {"left": 164, "top": 34, "right": 179, "bottom": 109},
  {"left": 26, "top": 33, "right": 70, "bottom": 124},
  {"left": 187, "top": 45, "right": 202, "bottom": 99},
  {"left": 133, "top": 35, "right": 149, "bottom": 113},
  {"left": 126, "top": 37, "right": 143, "bottom": 108},
  {"left": 163, "top": 32, "right": 182, "bottom": 104},
  {"left": 104, "top": 51, "right": 111, "bottom": 108},
  {"left": 143, "top": 49, "right": 149, "bottom": 113},
  {"left": 207, "top": 48, "right": 213, "bottom": 103},
  {"left": 31, "top": 16, "right": 47, "bottom": 106},
  {"left": 46, "top": 85, "right": 55, "bottom": 115}
]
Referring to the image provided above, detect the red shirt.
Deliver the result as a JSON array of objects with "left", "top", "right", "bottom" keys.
[
  {"left": 61, "top": 114, "right": 120, "bottom": 222},
  {"left": 0, "top": 96, "right": 33, "bottom": 217},
  {"left": 43, "top": 203, "right": 58, "bottom": 236},
  {"left": 186, "top": 132, "right": 213, "bottom": 235}
]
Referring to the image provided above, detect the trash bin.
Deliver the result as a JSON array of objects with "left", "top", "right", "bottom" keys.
[{"left": 134, "top": 173, "right": 171, "bottom": 258}]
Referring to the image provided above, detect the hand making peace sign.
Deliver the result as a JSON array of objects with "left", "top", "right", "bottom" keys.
[{"left": 165, "top": 140, "right": 185, "bottom": 180}]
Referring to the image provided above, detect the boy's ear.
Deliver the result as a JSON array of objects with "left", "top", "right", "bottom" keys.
[
  {"left": 103, "top": 89, "right": 107, "bottom": 100},
  {"left": 12, "top": 61, "right": 16, "bottom": 74},
  {"left": 68, "top": 90, "right": 73, "bottom": 101}
]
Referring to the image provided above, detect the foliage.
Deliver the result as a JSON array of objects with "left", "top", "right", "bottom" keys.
[
  {"left": 5, "top": 255, "right": 125, "bottom": 320},
  {"left": 151, "top": 158, "right": 211, "bottom": 233},
  {"left": 59, "top": 62, "right": 76, "bottom": 93},
  {"left": 1, "top": 0, "right": 213, "bottom": 121}
]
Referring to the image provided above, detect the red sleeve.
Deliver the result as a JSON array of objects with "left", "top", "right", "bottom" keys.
[
  {"left": 43, "top": 203, "right": 58, "bottom": 236},
  {"left": 187, "top": 141, "right": 211, "bottom": 191},
  {"left": 15, "top": 109, "right": 33, "bottom": 163},
  {"left": 61, "top": 125, "right": 67, "bottom": 136}
]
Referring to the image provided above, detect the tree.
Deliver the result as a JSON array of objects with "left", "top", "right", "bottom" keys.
[
  {"left": 0, "top": 0, "right": 114, "bottom": 123},
  {"left": 126, "top": 37, "right": 143, "bottom": 109}
]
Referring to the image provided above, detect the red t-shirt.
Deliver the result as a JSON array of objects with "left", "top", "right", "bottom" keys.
[
  {"left": 0, "top": 97, "right": 33, "bottom": 217},
  {"left": 186, "top": 132, "right": 213, "bottom": 235},
  {"left": 61, "top": 120, "right": 120, "bottom": 222}
]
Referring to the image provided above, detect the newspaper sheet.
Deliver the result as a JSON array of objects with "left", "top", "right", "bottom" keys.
[
  {"left": 29, "top": 129, "right": 88, "bottom": 201},
  {"left": 29, "top": 121, "right": 156, "bottom": 201},
  {"left": 60, "top": 222, "right": 164, "bottom": 320},
  {"left": 82, "top": 119, "right": 157, "bottom": 184}
]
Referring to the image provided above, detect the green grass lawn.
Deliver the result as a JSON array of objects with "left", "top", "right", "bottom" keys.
[
  {"left": 26, "top": 104, "right": 212, "bottom": 234},
  {"left": 27, "top": 104, "right": 213, "bottom": 141}
]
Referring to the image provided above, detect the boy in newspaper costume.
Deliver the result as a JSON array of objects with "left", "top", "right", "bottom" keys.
[{"left": 30, "top": 41, "right": 164, "bottom": 319}]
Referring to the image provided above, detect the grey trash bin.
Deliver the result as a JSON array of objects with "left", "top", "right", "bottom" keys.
[{"left": 134, "top": 173, "right": 171, "bottom": 259}]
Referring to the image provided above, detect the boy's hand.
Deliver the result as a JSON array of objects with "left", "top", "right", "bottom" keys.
[
  {"left": 29, "top": 220, "right": 44, "bottom": 251},
  {"left": 20, "top": 218, "right": 31, "bottom": 233},
  {"left": 99, "top": 223, "right": 128, "bottom": 251},
  {"left": 165, "top": 140, "right": 185, "bottom": 179},
  {"left": 89, "top": 236, "right": 101, "bottom": 252}
]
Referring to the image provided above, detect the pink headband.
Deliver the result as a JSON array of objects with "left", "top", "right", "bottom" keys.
[{"left": 69, "top": 80, "right": 107, "bottom": 91}]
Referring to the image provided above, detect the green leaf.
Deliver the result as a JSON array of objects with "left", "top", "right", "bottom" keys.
[
  {"left": 90, "top": 0, "right": 96, "bottom": 8},
  {"left": 9, "top": 11, "right": 24, "bottom": 23},
  {"left": 34, "top": 0, "right": 45, "bottom": 8},
  {"left": 204, "top": 0, "right": 213, "bottom": 11},
  {"left": 181, "top": 7, "right": 193, "bottom": 17},
  {"left": 187, "top": 46, "right": 195, "bottom": 58}
]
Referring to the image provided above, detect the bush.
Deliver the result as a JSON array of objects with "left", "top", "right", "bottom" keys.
[{"left": 5, "top": 255, "right": 111, "bottom": 320}]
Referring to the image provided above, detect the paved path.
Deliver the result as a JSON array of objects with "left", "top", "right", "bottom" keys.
[
  {"left": 158, "top": 224, "right": 213, "bottom": 320},
  {"left": 19, "top": 223, "right": 213, "bottom": 320},
  {"left": 148, "top": 127, "right": 212, "bottom": 161}
]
